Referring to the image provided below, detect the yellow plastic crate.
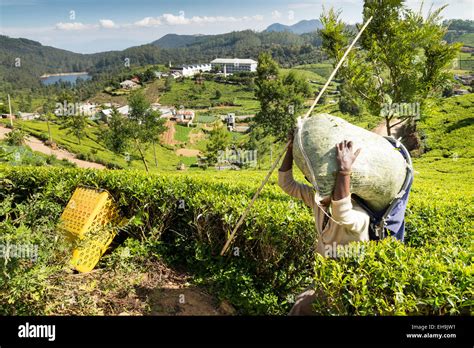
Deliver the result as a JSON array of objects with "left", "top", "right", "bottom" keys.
[{"left": 57, "top": 186, "right": 123, "bottom": 273}]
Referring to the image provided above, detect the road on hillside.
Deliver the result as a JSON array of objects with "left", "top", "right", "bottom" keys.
[{"left": 0, "top": 125, "right": 105, "bottom": 169}]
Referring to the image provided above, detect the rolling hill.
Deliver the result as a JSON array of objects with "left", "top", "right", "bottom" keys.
[{"left": 265, "top": 19, "right": 323, "bottom": 34}]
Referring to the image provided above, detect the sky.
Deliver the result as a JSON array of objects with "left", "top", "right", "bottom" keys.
[{"left": 1, "top": 0, "right": 473, "bottom": 54}]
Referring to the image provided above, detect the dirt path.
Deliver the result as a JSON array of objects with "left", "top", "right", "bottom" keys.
[
  {"left": 50, "top": 260, "right": 236, "bottom": 316},
  {"left": 0, "top": 126, "right": 105, "bottom": 169},
  {"left": 161, "top": 120, "right": 178, "bottom": 145},
  {"left": 176, "top": 148, "right": 201, "bottom": 157}
]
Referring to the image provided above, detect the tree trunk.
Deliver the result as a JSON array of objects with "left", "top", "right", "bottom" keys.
[
  {"left": 152, "top": 140, "right": 158, "bottom": 167},
  {"left": 385, "top": 117, "right": 392, "bottom": 137},
  {"left": 135, "top": 139, "right": 149, "bottom": 172},
  {"left": 46, "top": 119, "right": 52, "bottom": 143}
]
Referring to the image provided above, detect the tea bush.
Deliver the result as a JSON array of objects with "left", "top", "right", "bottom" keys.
[{"left": 0, "top": 156, "right": 472, "bottom": 315}]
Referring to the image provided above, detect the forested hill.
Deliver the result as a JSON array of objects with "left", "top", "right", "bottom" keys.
[
  {"left": 2, "top": 18, "right": 473, "bottom": 94},
  {"left": 264, "top": 19, "right": 323, "bottom": 34},
  {"left": 1, "top": 30, "right": 323, "bottom": 92}
]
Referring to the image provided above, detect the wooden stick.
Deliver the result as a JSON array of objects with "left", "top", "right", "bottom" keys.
[
  {"left": 220, "top": 16, "right": 373, "bottom": 256},
  {"left": 304, "top": 16, "right": 373, "bottom": 119},
  {"left": 220, "top": 140, "right": 291, "bottom": 256}
]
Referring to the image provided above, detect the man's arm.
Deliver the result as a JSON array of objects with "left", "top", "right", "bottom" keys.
[
  {"left": 331, "top": 140, "right": 368, "bottom": 235},
  {"left": 333, "top": 140, "right": 361, "bottom": 200},
  {"left": 278, "top": 131, "right": 315, "bottom": 208}
]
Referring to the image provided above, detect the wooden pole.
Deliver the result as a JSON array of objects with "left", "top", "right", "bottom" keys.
[
  {"left": 220, "top": 16, "right": 374, "bottom": 256},
  {"left": 304, "top": 16, "right": 373, "bottom": 119},
  {"left": 7, "top": 94, "right": 13, "bottom": 128}
]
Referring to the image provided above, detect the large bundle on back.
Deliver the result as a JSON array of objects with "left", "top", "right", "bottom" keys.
[{"left": 293, "top": 114, "right": 408, "bottom": 212}]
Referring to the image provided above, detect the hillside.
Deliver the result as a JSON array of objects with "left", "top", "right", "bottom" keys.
[
  {"left": 1, "top": 140, "right": 471, "bottom": 316},
  {"left": 0, "top": 30, "right": 324, "bottom": 94},
  {"left": 152, "top": 34, "right": 211, "bottom": 48},
  {"left": 265, "top": 19, "right": 323, "bottom": 34},
  {"left": 418, "top": 94, "right": 474, "bottom": 158}
]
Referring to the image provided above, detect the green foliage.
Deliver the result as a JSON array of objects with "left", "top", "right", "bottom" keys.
[
  {"left": 205, "top": 122, "right": 231, "bottom": 165},
  {"left": 159, "top": 78, "right": 259, "bottom": 113},
  {"left": 103, "top": 107, "right": 130, "bottom": 154},
  {"left": 254, "top": 52, "right": 311, "bottom": 140},
  {"left": 5, "top": 128, "right": 26, "bottom": 146},
  {"left": 174, "top": 125, "right": 193, "bottom": 143},
  {"left": 59, "top": 113, "right": 88, "bottom": 145},
  {"left": 0, "top": 143, "right": 75, "bottom": 167},
  {"left": 0, "top": 153, "right": 471, "bottom": 315},
  {"left": 127, "top": 90, "right": 167, "bottom": 170},
  {"left": 417, "top": 94, "right": 474, "bottom": 158},
  {"left": 320, "top": 2, "right": 462, "bottom": 135}
]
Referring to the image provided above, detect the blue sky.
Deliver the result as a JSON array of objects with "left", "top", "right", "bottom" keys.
[{"left": 1, "top": 0, "right": 473, "bottom": 53}]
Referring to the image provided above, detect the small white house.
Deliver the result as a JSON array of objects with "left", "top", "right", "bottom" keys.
[
  {"left": 120, "top": 80, "right": 139, "bottom": 90},
  {"left": 170, "top": 64, "right": 211, "bottom": 78},
  {"left": 18, "top": 112, "right": 40, "bottom": 121},
  {"left": 100, "top": 105, "right": 130, "bottom": 119},
  {"left": 151, "top": 103, "right": 176, "bottom": 118},
  {"left": 175, "top": 109, "right": 195, "bottom": 125}
]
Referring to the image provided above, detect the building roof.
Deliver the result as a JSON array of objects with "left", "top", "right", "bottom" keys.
[
  {"left": 171, "top": 63, "right": 210, "bottom": 70},
  {"left": 211, "top": 58, "right": 257, "bottom": 65},
  {"left": 120, "top": 80, "right": 137, "bottom": 86}
]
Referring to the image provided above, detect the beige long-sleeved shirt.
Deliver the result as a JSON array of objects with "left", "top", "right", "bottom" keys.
[{"left": 278, "top": 169, "right": 370, "bottom": 257}]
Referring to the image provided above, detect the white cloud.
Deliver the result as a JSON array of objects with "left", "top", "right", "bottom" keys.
[
  {"left": 162, "top": 12, "right": 189, "bottom": 25},
  {"left": 271, "top": 10, "right": 282, "bottom": 20},
  {"left": 99, "top": 19, "right": 117, "bottom": 29},
  {"left": 134, "top": 12, "right": 264, "bottom": 27},
  {"left": 134, "top": 17, "right": 162, "bottom": 27},
  {"left": 55, "top": 22, "right": 95, "bottom": 31},
  {"left": 288, "top": 10, "right": 295, "bottom": 21}
]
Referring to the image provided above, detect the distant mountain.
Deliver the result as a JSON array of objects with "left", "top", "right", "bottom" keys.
[
  {"left": 151, "top": 34, "right": 210, "bottom": 48},
  {"left": 265, "top": 19, "right": 323, "bottom": 34},
  {"left": 1, "top": 29, "right": 324, "bottom": 92}
]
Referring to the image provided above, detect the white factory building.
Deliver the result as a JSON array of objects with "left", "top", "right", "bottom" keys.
[
  {"left": 211, "top": 58, "right": 258, "bottom": 74},
  {"left": 170, "top": 63, "right": 211, "bottom": 78}
]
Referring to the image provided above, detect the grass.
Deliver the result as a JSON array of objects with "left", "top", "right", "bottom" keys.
[
  {"left": 0, "top": 141, "right": 75, "bottom": 168},
  {"left": 159, "top": 79, "right": 259, "bottom": 115},
  {"left": 195, "top": 114, "right": 219, "bottom": 123},
  {"left": 457, "top": 33, "right": 474, "bottom": 47},
  {"left": 174, "top": 124, "right": 193, "bottom": 143},
  {"left": 418, "top": 94, "right": 474, "bottom": 158},
  {"left": 0, "top": 119, "right": 183, "bottom": 171},
  {"left": 292, "top": 63, "right": 334, "bottom": 79}
]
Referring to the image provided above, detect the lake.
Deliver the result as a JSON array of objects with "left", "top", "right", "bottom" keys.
[{"left": 40, "top": 73, "right": 91, "bottom": 86}]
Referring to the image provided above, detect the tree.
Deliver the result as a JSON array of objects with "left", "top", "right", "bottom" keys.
[
  {"left": 5, "top": 128, "right": 26, "bottom": 146},
  {"left": 42, "top": 98, "right": 56, "bottom": 143},
  {"left": 144, "top": 109, "right": 166, "bottom": 168},
  {"left": 254, "top": 52, "right": 310, "bottom": 141},
  {"left": 128, "top": 90, "right": 151, "bottom": 171},
  {"left": 127, "top": 90, "right": 167, "bottom": 171},
  {"left": 60, "top": 113, "right": 88, "bottom": 144},
  {"left": 245, "top": 125, "right": 273, "bottom": 169},
  {"left": 319, "top": 1, "right": 461, "bottom": 135},
  {"left": 104, "top": 107, "right": 130, "bottom": 154},
  {"left": 214, "top": 89, "right": 222, "bottom": 99},
  {"left": 205, "top": 122, "right": 231, "bottom": 166},
  {"left": 164, "top": 76, "right": 174, "bottom": 92},
  {"left": 142, "top": 68, "right": 156, "bottom": 83}
]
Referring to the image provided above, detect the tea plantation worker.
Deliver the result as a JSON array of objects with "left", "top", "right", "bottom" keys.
[{"left": 278, "top": 131, "right": 369, "bottom": 315}]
